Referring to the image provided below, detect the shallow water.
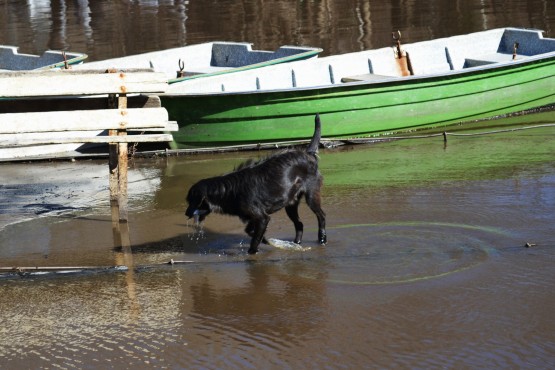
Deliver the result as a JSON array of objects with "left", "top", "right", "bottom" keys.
[
  {"left": 1, "top": 120, "right": 555, "bottom": 368},
  {"left": 2, "top": 0, "right": 555, "bottom": 368}
]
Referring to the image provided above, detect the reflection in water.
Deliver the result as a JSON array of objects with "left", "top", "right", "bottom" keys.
[
  {"left": 0, "top": 270, "right": 185, "bottom": 368},
  {"left": 1, "top": 1, "right": 555, "bottom": 368},
  {"left": 1, "top": 0, "right": 554, "bottom": 60},
  {"left": 185, "top": 261, "right": 327, "bottom": 367}
]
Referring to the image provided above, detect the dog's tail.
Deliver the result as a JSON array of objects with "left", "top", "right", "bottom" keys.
[{"left": 307, "top": 113, "right": 322, "bottom": 155}]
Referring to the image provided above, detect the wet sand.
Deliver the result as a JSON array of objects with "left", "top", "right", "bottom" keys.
[{"left": 1, "top": 124, "right": 554, "bottom": 368}]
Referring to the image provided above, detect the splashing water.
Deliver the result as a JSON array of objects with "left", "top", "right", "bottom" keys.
[
  {"left": 267, "top": 238, "right": 312, "bottom": 252},
  {"left": 186, "top": 219, "right": 206, "bottom": 243}
]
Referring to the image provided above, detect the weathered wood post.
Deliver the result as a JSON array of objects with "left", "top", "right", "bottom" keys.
[
  {"left": 108, "top": 93, "right": 119, "bottom": 203},
  {"left": 107, "top": 70, "right": 129, "bottom": 222},
  {"left": 117, "top": 89, "right": 129, "bottom": 222}
]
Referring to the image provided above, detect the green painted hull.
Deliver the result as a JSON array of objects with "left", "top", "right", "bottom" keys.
[{"left": 161, "top": 55, "right": 555, "bottom": 149}]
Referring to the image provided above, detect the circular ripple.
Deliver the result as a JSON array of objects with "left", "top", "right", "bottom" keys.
[{"left": 302, "top": 222, "right": 509, "bottom": 285}]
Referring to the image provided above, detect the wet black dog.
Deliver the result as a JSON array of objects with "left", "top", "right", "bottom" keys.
[{"left": 185, "top": 114, "right": 326, "bottom": 254}]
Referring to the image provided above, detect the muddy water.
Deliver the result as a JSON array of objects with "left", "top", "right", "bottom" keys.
[
  {"left": 1, "top": 115, "right": 555, "bottom": 368},
  {"left": 1, "top": 0, "right": 555, "bottom": 368}
]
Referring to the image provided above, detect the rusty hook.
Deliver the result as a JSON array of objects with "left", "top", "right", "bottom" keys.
[
  {"left": 177, "top": 59, "right": 185, "bottom": 78},
  {"left": 62, "top": 51, "right": 70, "bottom": 69},
  {"left": 512, "top": 42, "right": 520, "bottom": 60},
  {"left": 392, "top": 30, "right": 403, "bottom": 57}
]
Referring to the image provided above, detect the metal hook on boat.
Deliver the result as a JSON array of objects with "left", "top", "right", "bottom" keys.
[
  {"left": 392, "top": 30, "right": 413, "bottom": 76},
  {"left": 513, "top": 42, "right": 520, "bottom": 60},
  {"left": 177, "top": 59, "right": 185, "bottom": 78},
  {"left": 392, "top": 30, "right": 403, "bottom": 58},
  {"left": 62, "top": 51, "right": 70, "bottom": 69}
]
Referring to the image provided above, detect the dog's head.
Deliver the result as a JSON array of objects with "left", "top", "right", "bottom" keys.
[{"left": 185, "top": 184, "right": 211, "bottom": 223}]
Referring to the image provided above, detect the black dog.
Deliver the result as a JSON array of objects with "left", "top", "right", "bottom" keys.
[{"left": 185, "top": 114, "right": 326, "bottom": 254}]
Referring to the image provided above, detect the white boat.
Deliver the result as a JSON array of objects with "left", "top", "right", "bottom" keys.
[
  {"left": 77, "top": 41, "right": 322, "bottom": 83},
  {"left": 0, "top": 42, "right": 321, "bottom": 161},
  {"left": 0, "top": 46, "right": 87, "bottom": 71}
]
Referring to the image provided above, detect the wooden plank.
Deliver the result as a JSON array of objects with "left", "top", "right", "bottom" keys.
[
  {"left": 0, "top": 134, "right": 174, "bottom": 147},
  {"left": 0, "top": 108, "right": 170, "bottom": 133},
  {"left": 0, "top": 70, "right": 168, "bottom": 98},
  {"left": 0, "top": 94, "right": 162, "bottom": 114}
]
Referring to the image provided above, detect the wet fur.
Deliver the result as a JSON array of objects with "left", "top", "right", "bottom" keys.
[{"left": 185, "top": 114, "right": 326, "bottom": 254}]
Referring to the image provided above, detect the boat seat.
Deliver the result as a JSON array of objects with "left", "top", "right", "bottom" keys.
[
  {"left": 404, "top": 44, "right": 452, "bottom": 75},
  {"left": 463, "top": 53, "right": 528, "bottom": 68},
  {"left": 341, "top": 73, "right": 399, "bottom": 83}
]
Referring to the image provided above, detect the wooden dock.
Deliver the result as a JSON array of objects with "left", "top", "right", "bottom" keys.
[{"left": 0, "top": 68, "right": 177, "bottom": 221}]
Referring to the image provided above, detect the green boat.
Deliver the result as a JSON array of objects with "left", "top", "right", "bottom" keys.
[{"left": 160, "top": 28, "right": 555, "bottom": 150}]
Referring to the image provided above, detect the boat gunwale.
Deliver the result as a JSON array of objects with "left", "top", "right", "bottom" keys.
[
  {"left": 37, "top": 53, "right": 89, "bottom": 70},
  {"left": 161, "top": 51, "right": 555, "bottom": 98}
]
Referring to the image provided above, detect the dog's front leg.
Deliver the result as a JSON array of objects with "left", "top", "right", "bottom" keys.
[
  {"left": 248, "top": 216, "right": 270, "bottom": 254},
  {"left": 245, "top": 220, "right": 269, "bottom": 245}
]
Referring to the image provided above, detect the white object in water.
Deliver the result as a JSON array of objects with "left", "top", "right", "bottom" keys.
[{"left": 267, "top": 238, "right": 311, "bottom": 251}]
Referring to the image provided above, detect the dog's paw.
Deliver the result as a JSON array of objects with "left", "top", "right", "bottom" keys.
[
  {"left": 247, "top": 247, "right": 258, "bottom": 255},
  {"left": 319, "top": 232, "right": 327, "bottom": 245}
]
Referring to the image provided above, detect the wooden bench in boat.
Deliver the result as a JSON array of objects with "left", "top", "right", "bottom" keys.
[{"left": 0, "top": 68, "right": 177, "bottom": 221}]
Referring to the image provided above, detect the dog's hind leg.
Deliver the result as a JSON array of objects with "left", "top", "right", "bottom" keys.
[
  {"left": 247, "top": 216, "right": 270, "bottom": 254},
  {"left": 305, "top": 191, "right": 327, "bottom": 245},
  {"left": 285, "top": 204, "right": 304, "bottom": 244}
]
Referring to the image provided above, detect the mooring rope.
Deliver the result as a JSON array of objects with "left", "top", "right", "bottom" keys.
[
  {"left": 137, "top": 122, "right": 555, "bottom": 156},
  {"left": 326, "top": 122, "right": 555, "bottom": 145}
]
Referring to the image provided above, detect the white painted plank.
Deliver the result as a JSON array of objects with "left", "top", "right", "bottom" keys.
[
  {"left": 0, "top": 108, "right": 170, "bottom": 133},
  {"left": 0, "top": 133, "right": 174, "bottom": 147},
  {"left": 0, "top": 70, "right": 168, "bottom": 98}
]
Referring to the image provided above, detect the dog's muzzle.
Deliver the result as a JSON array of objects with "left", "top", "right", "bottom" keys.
[{"left": 191, "top": 209, "right": 209, "bottom": 224}]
